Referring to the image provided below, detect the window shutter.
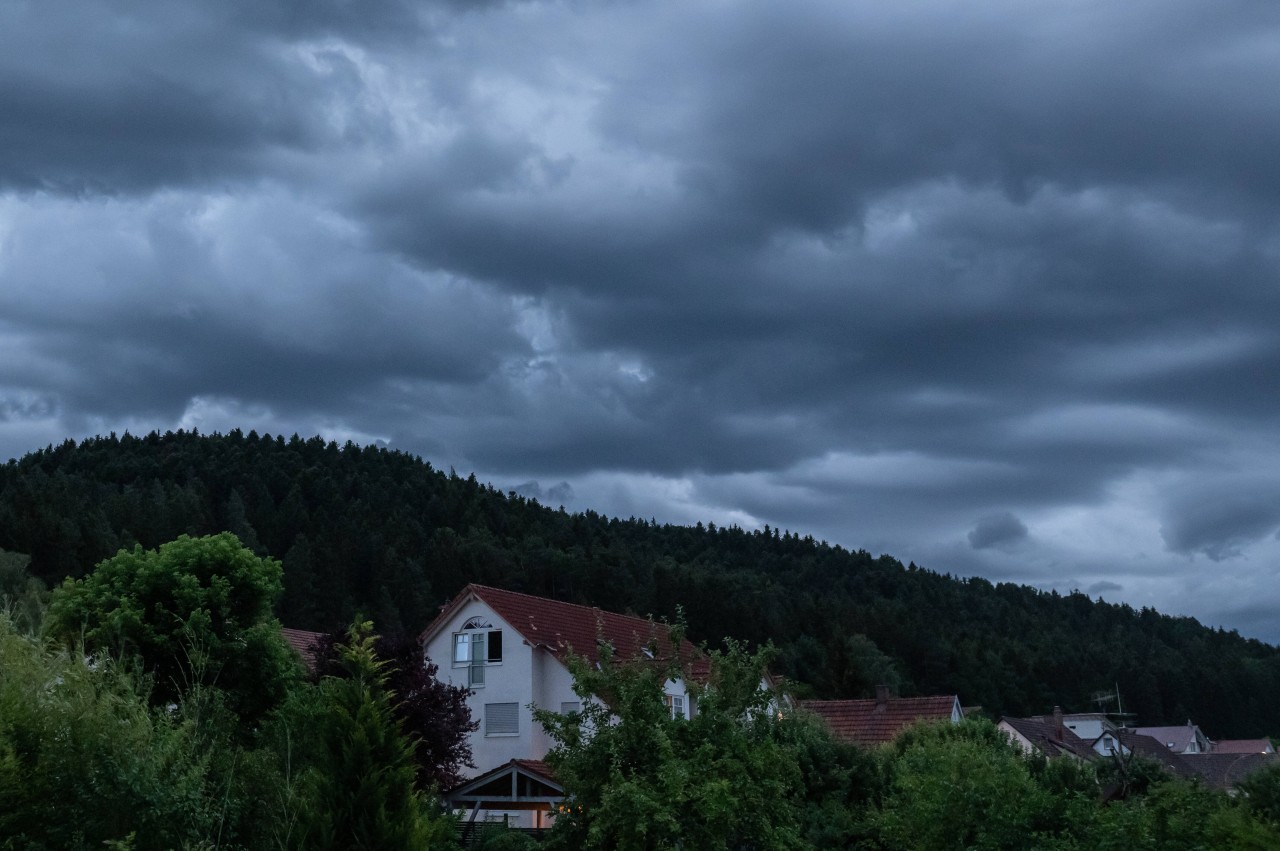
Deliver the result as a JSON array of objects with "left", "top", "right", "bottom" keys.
[{"left": 485, "top": 702, "right": 519, "bottom": 735}]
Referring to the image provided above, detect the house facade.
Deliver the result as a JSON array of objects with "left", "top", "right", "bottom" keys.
[
  {"left": 419, "top": 584, "right": 705, "bottom": 827},
  {"left": 999, "top": 709, "right": 1098, "bottom": 761}
]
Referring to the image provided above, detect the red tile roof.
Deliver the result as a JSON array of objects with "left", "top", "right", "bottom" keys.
[
  {"left": 422, "top": 584, "right": 709, "bottom": 681},
  {"left": 799, "top": 695, "right": 960, "bottom": 747},
  {"left": 511, "top": 759, "right": 556, "bottom": 783},
  {"left": 1213, "top": 738, "right": 1275, "bottom": 754},
  {"left": 281, "top": 627, "right": 326, "bottom": 673}
]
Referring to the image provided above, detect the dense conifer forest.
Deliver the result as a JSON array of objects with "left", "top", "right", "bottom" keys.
[{"left": 2, "top": 430, "right": 1278, "bottom": 738}]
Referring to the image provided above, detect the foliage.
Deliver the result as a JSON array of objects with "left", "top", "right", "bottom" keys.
[
  {"left": 46, "top": 532, "right": 301, "bottom": 722},
  {"left": 0, "top": 612, "right": 217, "bottom": 850},
  {"left": 876, "top": 719, "right": 1058, "bottom": 851},
  {"left": 291, "top": 621, "right": 458, "bottom": 851},
  {"left": 536, "top": 638, "right": 808, "bottom": 851},
  {"left": 1237, "top": 761, "right": 1280, "bottom": 826},
  {"left": 0, "top": 550, "right": 46, "bottom": 635},
  {"left": 4, "top": 430, "right": 1278, "bottom": 735},
  {"left": 313, "top": 629, "right": 477, "bottom": 790},
  {"left": 469, "top": 825, "right": 540, "bottom": 851},
  {"left": 772, "top": 711, "right": 886, "bottom": 848}
]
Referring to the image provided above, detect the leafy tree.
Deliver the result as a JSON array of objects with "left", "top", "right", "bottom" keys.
[
  {"left": 876, "top": 719, "right": 1059, "bottom": 851},
  {"left": 46, "top": 532, "right": 300, "bottom": 722},
  {"left": 535, "top": 638, "right": 808, "bottom": 851},
  {"left": 0, "top": 612, "right": 217, "bottom": 850},
  {"left": 313, "top": 629, "right": 477, "bottom": 790},
  {"left": 292, "top": 621, "right": 458, "bottom": 850},
  {"left": 1237, "top": 761, "right": 1280, "bottom": 826}
]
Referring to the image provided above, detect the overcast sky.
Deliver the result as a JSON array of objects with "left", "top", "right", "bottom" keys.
[{"left": 3, "top": 0, "right": 1280, "bottom": 639}]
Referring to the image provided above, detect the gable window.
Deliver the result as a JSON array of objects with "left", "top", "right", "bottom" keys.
[
  {"left": 485, "top": 702, "right": 519, "bottom": 736},
  {"left": 454, "top": 618, "right": 502, "bottom": 687},
  {"left": 664, "top": 693, "right": 685, "bottom": 720}
]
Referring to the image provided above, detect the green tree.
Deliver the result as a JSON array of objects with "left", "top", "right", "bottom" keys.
[
  {"left": 0, "top": 612, "right": 217, "bottom": 850},
  {"left": 876, "top": 719, "right": 1057, "bottom": 851},
  {"left": 47, "top": 533, "right": 300, "bottom": 722},
  {"left": 535, "top": 637, "right": 809, "bottom": 851},
  {"left": 292, "top": 621, "right": 457, "bottom": 851},
  {"left": 1237, "top": 761, "right": 1280, "bottom": 826}
]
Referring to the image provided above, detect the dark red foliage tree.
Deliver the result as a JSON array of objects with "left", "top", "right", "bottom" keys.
[{"left": 314, "top": 629, "right": 477, "bottom": 790}]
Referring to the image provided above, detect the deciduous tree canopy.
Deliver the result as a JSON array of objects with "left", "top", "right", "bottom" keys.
[{"left": 47, "top": 532, "right": 300, "bottom": 722}]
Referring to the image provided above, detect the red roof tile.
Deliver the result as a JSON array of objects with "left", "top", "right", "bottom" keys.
[
  {"left": 511, "top": 759, "right": 556, "bottom": 783},
  {"left": 1213, "top": 739, "right": 1274, "bottom": 754},
  {"left": 422, "top": 585, "right": 710, "bottom": 681},
  {"left": 281, "top": 627, "right": 326, "bottom": 673},
  {"left": 799, "top": 695, "right": 960, "bottom": 747}
]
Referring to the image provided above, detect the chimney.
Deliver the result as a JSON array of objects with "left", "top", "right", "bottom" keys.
[
  {"left": 1052, "top": 706, "right": 1064, "bottom": 742},
  {"left": 875, "top": 684, "right": 891, "bottom": 708}
]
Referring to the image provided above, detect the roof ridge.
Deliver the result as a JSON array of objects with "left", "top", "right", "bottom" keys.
[{"left": 470, "top": 583, "right": 664, "bottom": 626}]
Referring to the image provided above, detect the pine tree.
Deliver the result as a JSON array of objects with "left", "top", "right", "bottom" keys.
[{"left": 294, "top": 621, "right": 457, "bottom": 850}]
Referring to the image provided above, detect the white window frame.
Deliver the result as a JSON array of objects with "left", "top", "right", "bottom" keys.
[{"left": 452, "top": 623, "right": 503, "bottom": 688}]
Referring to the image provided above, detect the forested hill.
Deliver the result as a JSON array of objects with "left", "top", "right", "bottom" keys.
[{"left": 2, "top": 430, "right": 1277, "bottom": 738}]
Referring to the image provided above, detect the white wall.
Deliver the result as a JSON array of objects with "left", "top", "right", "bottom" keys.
[
  {"left": 424, "top": 598, "right": 537, "bottom": 777},
  {"left": 424, "top": 597, "right": 701, "bottom": 777}
]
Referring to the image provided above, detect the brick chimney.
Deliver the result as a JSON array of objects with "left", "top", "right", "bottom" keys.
[
  {"left": 875, "top": 684, "right": 891, "bottom": 708},
  {"left": 1052, "top": 706, "right": 1064, "bottom": 742}
]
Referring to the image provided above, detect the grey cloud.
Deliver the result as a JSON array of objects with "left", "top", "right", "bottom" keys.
[
  {"left": 5, "top": 0, "right": 1280, "bottom": 638},
  {"left": 968, "top": 512, "right": 1030, "bottom": 551},
  {"left": 511, "top": 480, "right": 575, "bottom": 506},
  {"left": 1088, "top": 581, "right": 1124, "bottom": 596},
  {"left": 1161, "top": 481, "right": 1280, "bottom": 561}
]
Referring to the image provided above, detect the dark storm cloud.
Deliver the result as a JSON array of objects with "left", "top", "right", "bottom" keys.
[
  {"left": 5, "top": 0, "right": 1280, "bottom": 637},
  {"left": 968, "top": 513, "right": 1030, "bottom": 551},
  {"left": 0, "top": 0, "right": 452, "bottom": 194},
  {"left": 1161, "top": 480, "right": 1280, "bottom": 561}
]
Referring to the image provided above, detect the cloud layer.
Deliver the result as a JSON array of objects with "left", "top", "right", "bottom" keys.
[{"left": 4, "top": 0, "right": 1280, "bottom": 638}]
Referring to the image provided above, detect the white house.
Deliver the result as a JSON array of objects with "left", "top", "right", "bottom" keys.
[{"left": 419, "top": 584, "right": 707, "bottom": 827}]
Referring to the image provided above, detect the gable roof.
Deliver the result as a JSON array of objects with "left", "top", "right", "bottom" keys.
[
  {"left": 1213, "top": 738, "right": 1275, "bottom": 754},
  {"left": 799, "top": 695, "right": 961, "bottom": 747},
  {"left": 1000, "top": 716, "right": 1097, "bottom": 760},
  {"left": 1181, "top": 752, "right": 1280, "bottom": 790},
  {"left": 421, "top": 584, "right": 709, "bottom": 680},
  {"left": 1111, "top": 730, "right": 1197, "bottom": 780},
  {"left": 1132, "top": 723, "right": 1207, "bottom": 753},
  {"left": 444, "top": 757, "right": 564, "bottom": 801},
  {"left": 281, "top": 627, "right": 326, "bottom": 673}
]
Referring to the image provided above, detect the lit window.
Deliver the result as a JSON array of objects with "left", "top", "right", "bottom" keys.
[
  {"left": 453, "top": 629, "right": 503, "bottom": 687},
  {"left": 454, "top": 633, "right": 471, "bottom": 664}
]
